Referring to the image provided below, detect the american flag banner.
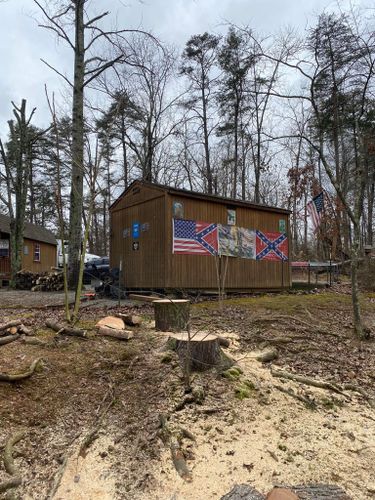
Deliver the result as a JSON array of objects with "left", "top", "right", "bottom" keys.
[
  {"left": 173, "top": 219, "right": 218, "bottom": 256},
  {"left": 307, "top": 192, "right": 324, "bottom": 232},
  {"left": 256, "top": 231, "right": 288, "bottom": 261}
]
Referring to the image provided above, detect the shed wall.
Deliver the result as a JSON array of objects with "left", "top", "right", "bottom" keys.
[
  {"left": 110, "top": 192, "right": 166, "bottom": 288},
  {"left": 166, "top": 195, "right": 291, "bottom": 290}
]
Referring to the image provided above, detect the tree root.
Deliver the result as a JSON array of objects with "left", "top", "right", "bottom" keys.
[
  {"left": 342, "top": 384, "right": 375, "bottom": 409},
  {"left": 0, "top": 476, "right": 22, "bottom": 494},
  {"left": 255, "top": 315, "right": 342, "bottom": 338},
  {"left": 158, "top": 414, "right": 193, "bottom": 482},
  {"left": 0, "top": 359, "right": 42, "bottom": 382},
  {"left": 270, "top": 368, "right": 347, "bottom": 397},
  {"left": 271, "top": 368, "right": 374, "bottom": 408},
  {"left": 0, "top": 431, "right": 26, "bottom": 494},
  {"left": 274, "top": 384, "right": 317, "bottom": 410}
]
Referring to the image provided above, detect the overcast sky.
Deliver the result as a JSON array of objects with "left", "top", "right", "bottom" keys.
[{"left": 0, "top": 0, "right": 368, "bottom": 133}]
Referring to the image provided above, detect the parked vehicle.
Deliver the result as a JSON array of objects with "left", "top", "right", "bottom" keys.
[
  {"left": 56, "top": 239, "right": 100, "bottom": 267},
  {"left": 83, "top": 257, "right": 110, "bottom": 283}
]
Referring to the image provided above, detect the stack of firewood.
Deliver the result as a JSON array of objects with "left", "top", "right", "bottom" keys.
[
  {"left": 0, "top": 320, "right": 32, "bottom": 346},
  {"left": 15, "top": 269, "right": 64, "bottom": 292}
]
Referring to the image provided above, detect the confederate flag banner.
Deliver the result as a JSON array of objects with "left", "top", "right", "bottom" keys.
[
  {"left": 173, "top": 219, "right": 218, "bottom": 256},
  {"left": 256, "top": 230, "right": 288, "bottom": 261}
]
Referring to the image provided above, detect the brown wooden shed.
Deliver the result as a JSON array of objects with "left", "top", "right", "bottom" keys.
[
  {"left": 0, "top": 214, "right": 57, "bottom": 283},
  {"left": 110, "top": 181, "right": 291, "bottom": 292}
]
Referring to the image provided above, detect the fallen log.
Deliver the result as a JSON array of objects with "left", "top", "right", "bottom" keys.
[
  {"left": 0, "top": 320, "right": 22, "bottom": 332},
  {"left": 97, "top": 326, "right": 134, "bottom": 340},
  {"left": 0, "top": 359, "right": 42, "bottom": 382},
  {"left": 45, "top": 320, "right": 86, "bottom": 338},
  {"left": 0, "top": 334, "right": 20, "bottom": 346}
]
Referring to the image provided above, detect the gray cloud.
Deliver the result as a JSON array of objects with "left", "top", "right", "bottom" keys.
[{"left": 0, "top": 0, "right": 368, "bottom": 133}]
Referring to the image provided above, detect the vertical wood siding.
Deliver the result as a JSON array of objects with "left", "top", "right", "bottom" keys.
[
  {"left": 110, "top": 182, "right": 291, "bottom": 291},
  {"left": 166, "top": 195, "right": 291, "bottom": 290},
  {"left": 110, "top": 193, "right": 166, "bottom": 288}
]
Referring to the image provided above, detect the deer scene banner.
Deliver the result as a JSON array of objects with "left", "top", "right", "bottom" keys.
[{"left": 172, "top": 219, "right": 288, "bottom": 261}]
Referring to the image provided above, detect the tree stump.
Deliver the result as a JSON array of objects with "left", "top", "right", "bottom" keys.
[
  {"left": 168, "top": 332, "right": 233, "bottom": 371},
  {"left": 154, "top": 299, "right": 190, "bottom": 332}
]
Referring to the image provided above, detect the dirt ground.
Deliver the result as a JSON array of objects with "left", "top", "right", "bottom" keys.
[{"left": 0, "top": 285, "right": 374, "bottom": 499}]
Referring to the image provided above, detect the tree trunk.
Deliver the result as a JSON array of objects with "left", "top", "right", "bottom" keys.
[
  {"left": 154, "top": 299, "right": 190, "bottom": 331},
  {"left": 68, "top": 0, "right": 85, "bottom": 288}
]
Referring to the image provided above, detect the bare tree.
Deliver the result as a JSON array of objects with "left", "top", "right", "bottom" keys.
[
  {"left": 33, "top": 0, "right": 151, "bottom": 287},
  {"left": 0, "top": 100, "right": 48, "bottom": 285}
]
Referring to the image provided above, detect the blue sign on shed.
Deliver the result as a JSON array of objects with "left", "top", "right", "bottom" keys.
[{"left": 132, "top": 222, "right": 140, "bottom": 238}]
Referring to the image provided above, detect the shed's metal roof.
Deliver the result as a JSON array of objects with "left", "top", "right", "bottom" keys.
[{"left": 0, "top": 213, "right": 57, "bottom": 245}]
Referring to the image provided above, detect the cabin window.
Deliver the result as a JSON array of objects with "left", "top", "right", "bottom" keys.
[
  {"left": 24, "top": 245, "right": 29, "bottom": 255},
  {"left": 33, "top": 243, "right": 41, "bottom": 262},
  {"left": 0, "top": 239, "right": 9, "bottom": 257}
]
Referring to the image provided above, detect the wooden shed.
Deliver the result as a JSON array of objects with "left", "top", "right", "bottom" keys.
[
  {"left": 0, "top": 214, "right": 57, "bottom": 283},
  {"left": 110, "top": 181, "right": 291, "bottom": 292}
]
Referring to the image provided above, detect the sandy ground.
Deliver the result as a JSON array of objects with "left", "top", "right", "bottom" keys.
[
  {"left": 53, "top": 436, "right": 116, "bottom": 500},
  {"left": 49, "top": 334, "right": 375, "bottom": 500},
  {"left": 149, "top": 355, "right": 375, "bottom": 500},
  {"left": 1, "top": 288, "right": 374, "bottom": 499}
]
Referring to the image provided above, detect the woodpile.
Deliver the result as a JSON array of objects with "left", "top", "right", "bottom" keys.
[
  {"left": 0, "top": 320, "right": 34, "bottom": 348},
  {"left": 15, "top": 269, "right": 64, "bottom": 291}
]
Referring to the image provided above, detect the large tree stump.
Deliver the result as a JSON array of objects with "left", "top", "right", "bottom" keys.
[
  {"left": 154, "top": 299, "right": 190, "bottom": 332},
  {"left": 168, "top": 332, "right": 233, "bottom": 371}
]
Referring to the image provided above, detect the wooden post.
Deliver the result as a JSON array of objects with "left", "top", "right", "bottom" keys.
[{"left": 154, "top": 299, "right": 190, "bottom": 332}]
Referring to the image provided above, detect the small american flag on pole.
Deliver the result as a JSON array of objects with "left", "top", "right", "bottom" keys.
[{"left": 307, "top": 191, "right": 324, "bottom": 232}]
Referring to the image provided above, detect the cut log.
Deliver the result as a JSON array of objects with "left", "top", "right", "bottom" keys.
[
  {"left": 8, "top": 326, "right": 18, "bottom": 335},
  {"left": 45, "top": 320, "right": 86, "bottom": 338},
  {"left": 0, "top": 359, "right": 41, "bottom": 382},
  {"left": 168, "top": 331, "right": 234, "bottom": 371},
  {"left": 117, "top": 314, "right": 142, "bottom": 327},
  {"left": 96, "top": 316, "right": 125, "bottom": 330},
  {"left": 18, "top": 324, "right": 32, "bottom": 336},
  {"left": 154, "top": 299, "right": 190, "bottom": 332},
  {"left": 97, "top": 326, "right": 134, "bottom": 340},
  {"left": 0, "top": 334, "right": 20, "bottom": 346},
  {"left": 0, "top": 320, "right": 22, "bottom": 332}
]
